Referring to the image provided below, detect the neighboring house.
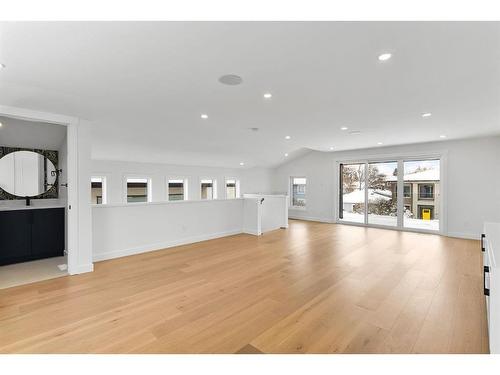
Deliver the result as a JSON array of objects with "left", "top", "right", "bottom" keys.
[
  {"left": 386, "top": 169, "right": 440, "bottom": 220},
  {"left": 342, "top": 188, "right": 392, "bottom": 213}
]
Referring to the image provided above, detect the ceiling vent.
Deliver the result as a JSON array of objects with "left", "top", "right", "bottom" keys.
[{"left": 218, "top": 74, "right": 243, "bottom": 86}]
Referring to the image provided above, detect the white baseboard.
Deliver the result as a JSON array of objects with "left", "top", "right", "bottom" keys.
[
  {"left": 69, "top": 263, "right": 94, "bottom": 275},
  {"left": 93, "top": 229, "right": 243, "bottom": 262},
  {"left": 446, "top": 232, "right": 479, "bottom": 240},
  {"left": 243, "top": 228, "right": 261, "bottom": 236},
  {"left": 288, "top": 214, "right": 335, "bottom": 223}
]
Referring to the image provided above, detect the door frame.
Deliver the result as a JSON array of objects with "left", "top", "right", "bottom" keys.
[
  {"left": 0, "top": 105, "right": 81, "bottom": 274},
  {"left": 334, "top": 150, "right": 448, "bottom": 236}
]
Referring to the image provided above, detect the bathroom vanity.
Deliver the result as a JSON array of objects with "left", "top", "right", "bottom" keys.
[
  {"left": 0, "top": 206, "right": 65, "bottom": 266},
  {"left": 0, "top": 146, "right": 66, "bottom": 266}
]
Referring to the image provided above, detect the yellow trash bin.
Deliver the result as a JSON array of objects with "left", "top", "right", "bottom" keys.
[{"left": 422, "top": 209, "right": 431, "bottom": 221}]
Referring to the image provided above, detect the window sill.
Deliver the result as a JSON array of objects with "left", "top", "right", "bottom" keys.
[{"left": 290, "top": 206, "right": 307, "bottom": 211}]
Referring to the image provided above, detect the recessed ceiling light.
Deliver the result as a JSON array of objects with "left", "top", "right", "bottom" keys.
[
  {"left": 285, "top": 135, "right": 291, "bottom": 140},
  {"left": 284, "top": 153, "right": 289, "bottom": 157},
  {"left": 329, "top": 147, "right": 334, "bottom": 150},
  {"left": 378, "top": 53, "right": 392, "bottom": 61},
  {"left": 377, "top": 142, "right": 383, "bottom": 145},
  {"left": 0, "top": 122, "right": 3, "bottom": 127},
  {"left": 421, "top": 112, "right": 432, "bottom": 118},
  {"left": 340, "top": 126, "right": 348, "bottom": 131},
  {"left": 200, "top": 114, "right": 208, "bottom": 119},
  {"left": 439, "top": 135, "right": 447, "bottom": 139},
  {"left": 239, "top": 162, "right": 245, "bottom": 166},
  {"left": 263, "top": 93, "right": 272, "bottom": 99}
]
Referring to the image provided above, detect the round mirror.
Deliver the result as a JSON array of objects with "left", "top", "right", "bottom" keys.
[{"left": 0, "top": 151, "right": 57, "bottom": 197}]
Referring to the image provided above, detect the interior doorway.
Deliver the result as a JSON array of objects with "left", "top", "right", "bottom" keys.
[{"left": 0, "top": 105, "right": 81, "bottom": 288}]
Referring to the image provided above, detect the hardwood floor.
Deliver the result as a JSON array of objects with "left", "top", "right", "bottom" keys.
[{"left": 0, "top": 220, "right": 489, "bottom": 353}]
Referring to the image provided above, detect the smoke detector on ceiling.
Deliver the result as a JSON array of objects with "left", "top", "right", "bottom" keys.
[{"left": 218, "top": 74, "right": 243, "bottom": 86}]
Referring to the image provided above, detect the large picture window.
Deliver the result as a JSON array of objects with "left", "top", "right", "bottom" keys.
[
  {"left": 403, "top": 159, "right": 440, "bottom": 231},
  {"left": 339, "top": 158, "right": 441, "bottom": 233},
  {"left": 367, "top": 161, "right": 398, "bottom": 227},
  {"left": 339, "top": 164, "right": 365, "bottom": 223},
  {"left": 291, "top": 177, "right": 307, "bottom": 208}
]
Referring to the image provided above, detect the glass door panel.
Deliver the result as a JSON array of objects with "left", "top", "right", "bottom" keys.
[
  {"left": 339, "top": 163, "right": 366, "bottom": 224},
  {"left": 403, "top": 159, "right": 440, "bottom": 231},
  {"left": 367, "top": 161, "right": 398, "bottom": 227}
]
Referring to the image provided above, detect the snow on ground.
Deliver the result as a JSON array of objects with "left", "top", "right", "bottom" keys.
[{"left": 340, "top": 212, "right": 439, "bottom": 231}]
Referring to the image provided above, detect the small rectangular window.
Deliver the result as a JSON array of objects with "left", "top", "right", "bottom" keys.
[
  {"left": 225, "top": 178, "right": 239, "bottom": 199},
  {"left": 418, "top": 184, "right": 434, "bottom": 199},
  {"left": 291, "top": 177, "right": 307, "bottom": 208},
  {"left": 403, "top": 184, "right": 412, "bottom": 198},
  {"left": 200, "top": 179, "right": 216, "bottom": 200},
  {"left": 126, "top": 178, "right": 150, "bottom": 203},
  {"left": 91, "top": 176, "right": 106, "bottom": 204},
  {"left": 168, "top": 179, "right": 187, "bottom": 201}
]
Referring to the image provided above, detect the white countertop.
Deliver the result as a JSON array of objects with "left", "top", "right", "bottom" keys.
[
  {"left": 0, "top": 199, "right": 66, "bottom": 211},
  {"left": 0, "top": 205, "right": 66, "bottom": 211}
]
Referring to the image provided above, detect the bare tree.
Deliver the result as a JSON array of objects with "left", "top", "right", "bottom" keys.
[{"left": 342, "top": 165, "right": 387, "bottom": 192}]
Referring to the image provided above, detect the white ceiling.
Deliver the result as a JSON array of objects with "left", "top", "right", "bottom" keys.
[
  {"left": 0, "top": 22, "right": 499, "bottom": 168},
  {"left": 0, "top": 116, "right": 66, "bottom": 150}
]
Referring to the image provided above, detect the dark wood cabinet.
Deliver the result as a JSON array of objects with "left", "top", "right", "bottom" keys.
[{"left": 0, "top": 207, "right": 65, "bottom": 266}]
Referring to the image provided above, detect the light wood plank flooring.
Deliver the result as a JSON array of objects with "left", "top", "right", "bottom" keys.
[{"left": 0, "top": 220, "right": 489, "bottom": 353}]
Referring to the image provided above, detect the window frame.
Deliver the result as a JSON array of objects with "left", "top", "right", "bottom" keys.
[
  {"left": 166, "top": 176, "right": 188, "bottom": 201},
  {"left": 224, "top": 177, "right": 240, "bottom": 199},
  {"left": 123, "top": 175, "right": 152, "bottom": 204},
  {"left": 418, "top": 183, "right": 434, "bottom": 200},
  {"left": 335, "top": 151, "right": 446, "bottom": 236},
  {"left": 91, "top": 175, "right": 107, "bottom": 205},
  {"left": 290, "top": 176, "right": 307, "bottom": 209}
]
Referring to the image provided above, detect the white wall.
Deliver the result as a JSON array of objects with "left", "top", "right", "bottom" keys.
[
  {"left": 244, "top": 194, "right": 289, "bottom": 233},
  {"left": 272, "top": 136, "right": 500, "bottom": 239},
  {"left": 62, "top": 118, "right": 93, "bottom": 275},
  {"left": 93, "top": 199, "right": 245, "bottom": 261},
  {"left": 91, "top": 159, "right": 272, "bottom": 204}
]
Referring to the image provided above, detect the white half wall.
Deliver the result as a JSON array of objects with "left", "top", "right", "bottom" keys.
[
  {"left": 242, "top": 198, "right": 261, "bottom": 236},
  {"left": 91, "top": 159, "right": 273, "bottom": 204},
  {"left": 244, "top": 194, "right": 289, "bottom": 233},
  {"left": 272, "top": 136, "right": 500, "bottom": 239},
  {"left": 92, "top": 199, "right": 245, "bottom": 261}
]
